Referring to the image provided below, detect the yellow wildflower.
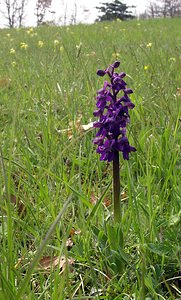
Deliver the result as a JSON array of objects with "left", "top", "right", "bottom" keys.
[
  {"left": 60, "top": 46, "right": 64, "bottom": 52},
  {"left": 86, "top": 51, "right": 96, "bottom": 57},
  {"left": 10, "top": 48, "right": 15, "bottom": 54},
  {"left": 54, "top": 40, "right": 59, "bottom": 46},
  {"left": 11, "top": 61, "right": 17, "bottom": 67},
  {"left": 144, "top": 65, "right": 149, "bottom": 71},
  {"left": 112, "top": 52, "right": 120, "bottom": 59},
  {"left": 38, "top": 40, "right": 44, "bottom": 48},
  {"left": 31, "top": 32, "right": 37, "bottom": 37},
  {"left": 27, "top": 27, "right": 33, "bottom": 34},
  {"left": 146, "top": 42, "right": 152, "bottom": 48},
  {"left": 20, "top": 42, "right": 28, "bottom": 49},
  {"left": 169, "top": 57, "right": 176, "bottom": 62},
  {"left": 6, "top": 33, "right": 11, "bottom": 37}
]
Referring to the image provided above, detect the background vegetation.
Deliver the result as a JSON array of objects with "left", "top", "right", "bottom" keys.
[{"left": 0, "top": 17, "right": 180, "bottom": 299}]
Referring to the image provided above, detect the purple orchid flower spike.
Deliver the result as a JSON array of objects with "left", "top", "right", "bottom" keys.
[{"left": 93, "top": 61, "right": 136, "bottom": 162}]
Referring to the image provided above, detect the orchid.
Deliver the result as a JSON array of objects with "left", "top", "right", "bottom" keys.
[
  {"left": 93, "top": 61, "right": 136, "bottom": 223},
  {"left": 93, "top": 61, "right": 136, "bottom": 162}
]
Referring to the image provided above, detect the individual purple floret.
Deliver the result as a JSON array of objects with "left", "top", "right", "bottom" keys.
[{"left": 93, "top": 61, "right": 136, "bottom": 162}]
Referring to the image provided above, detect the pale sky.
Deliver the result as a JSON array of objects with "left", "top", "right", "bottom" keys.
[
  {"left": 0, "top": 0, "right": 149, "bottom": 27},
  {"left": 49, "top": 0, "right": 149, "bottom": 24}
]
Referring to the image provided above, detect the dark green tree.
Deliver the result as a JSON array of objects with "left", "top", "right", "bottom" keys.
[{"left": 96, "top": 0, "right": 135, "bottom": 21}]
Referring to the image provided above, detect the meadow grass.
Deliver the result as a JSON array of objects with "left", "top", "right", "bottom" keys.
[{"left": 0, "top": 18, "right": 180, "bottom": 299}]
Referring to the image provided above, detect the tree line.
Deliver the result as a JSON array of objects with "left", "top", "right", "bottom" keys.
[
  {"left": 0, "top": 0, "right": 53, "bottom": 27},
  {"left": 0, "top": 0, "right": 180, "bottom": 28},
  {"left": 141, "top": 0, "right": 181, "bottom": 19}
]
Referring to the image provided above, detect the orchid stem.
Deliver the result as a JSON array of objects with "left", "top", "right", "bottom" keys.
[{"left": 113, "top": 150, "right": 121, "bottom": 223}]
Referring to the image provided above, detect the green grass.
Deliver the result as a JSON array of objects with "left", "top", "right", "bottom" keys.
[{"left": 0, "top": 18, "right": 181, "bottom": 299}]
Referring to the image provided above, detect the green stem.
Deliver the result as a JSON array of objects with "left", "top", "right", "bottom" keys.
[
  {"left": 140, "top": 247, "right": 146, "bottom": 300},
  {"left": 113, "top": 150, "right": 121, "bottom": 223}
]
